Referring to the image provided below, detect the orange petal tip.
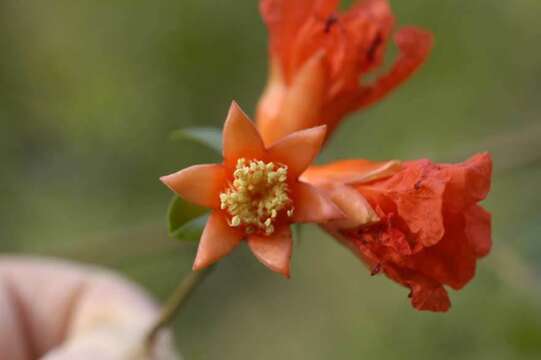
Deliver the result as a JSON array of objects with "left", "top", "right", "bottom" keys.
[
  {"left": 159, "top": 164, "right": 226, "bottom": 209},
  {"left": 248, "top": 227, "right": 292, "bottom": 278}
]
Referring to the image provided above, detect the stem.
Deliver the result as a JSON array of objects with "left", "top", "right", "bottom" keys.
[{"left": 144, "top": 267, "right": 214, "bottom": 353}]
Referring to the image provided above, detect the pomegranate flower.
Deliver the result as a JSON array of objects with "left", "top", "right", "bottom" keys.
[
  {"left": 161, "top": 102, "right": 343, "bottom": 277},
  {"left": 301, "top": 153, "right": 492, "bottom": 311},
  {"left": 257, "top": 0, "right": 433, "bottom": 144}
]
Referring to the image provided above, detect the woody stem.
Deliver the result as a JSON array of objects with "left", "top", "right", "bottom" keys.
[{"left": 143, "top": 266, "right": 214, "bottom": 353}]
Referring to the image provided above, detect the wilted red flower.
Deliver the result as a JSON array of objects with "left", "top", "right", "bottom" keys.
[
  {"left": 301, "top": 153, "right": 492, "bottom": 311},
  {"left": 161, "top": 102, "right": 342, "bottom": 277},
  {"left": 256, "top": 0, "right": 433, "bottom": 144}
]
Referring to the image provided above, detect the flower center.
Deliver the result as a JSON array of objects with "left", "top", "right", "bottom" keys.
[{"left": 220, "top": 158, "right": 294, "bottom": 235}]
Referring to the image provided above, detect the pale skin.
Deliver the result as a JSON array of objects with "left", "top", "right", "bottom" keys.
[{"left": 0, "top": 256, "right": 179, "bottom": 360}]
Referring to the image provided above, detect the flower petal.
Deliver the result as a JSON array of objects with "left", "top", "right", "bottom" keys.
[
  {"left": 223, "top": 101, "right": 265, "bottom": 166},
  {"left": 407, "top": 215, "right": 477, "bottom": 290},
  {"left": 267, "top": 125, "right": 326, "bottom": 178},
  {"left": 384, "top": 265, "right": 451, "bottom": 312},
  {"left": 292, "top": 182, "right": 344, "bottom": 223},
  {"left": 160, "top": 164, "right": 226, "bottom": 209},
  {"left": 442, "top": 152, "right": 493, "bottom": 213},
  {"left": 278, "top": 53, "right": 327, "bottom": 137},
  {"left": 256, "top": 58, "right": 287, "bottom": 146},
  {"left": 465, "top": 205, "right": 492, "bottom": 258},
  {"left": 319, "top": 183, "right": 379, "bottom": 229},
  {"left": 356, "top": 27, "right": 433, "bottom": 109},
  {"left": 377, "top": 159, "right": 447, "bottom": 248},
  {"left": 248, "top": 226, "right": 292, "bottom": 277},
  {"left": 260, "top": 0, "right": 338, "bottom": 77},
  {"left": 409, "top": 279, "right": 451, "bottom": 312},
  {"left": 301, "top": 159, "right": 401, "bottom": 185},
  {"left": 255, "top": 54, "right": 331, "bottom": 146},
  {"left": 193, "top": 211, "right": 243, "bottom": 270}
]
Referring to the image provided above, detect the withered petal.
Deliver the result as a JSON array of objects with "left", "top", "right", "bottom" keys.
[
  {"left": 356, "top": 26, "right": 433, "bottom": 110},
  {"left": 464, "top": 205, "right": 492, "bottom": 258}
]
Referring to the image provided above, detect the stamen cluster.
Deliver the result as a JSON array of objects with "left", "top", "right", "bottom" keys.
[{"left": 220, "top": 158, "right": 294, "bottom": 235}]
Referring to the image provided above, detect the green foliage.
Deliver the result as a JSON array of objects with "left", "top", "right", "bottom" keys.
[
  {"left": 168, "top": 195, "right": 209, "bottom": 242},
  {"left": 170, "top": 127, "right": 222, "bottom": 153},
  {"left": 166, "top": 127, "right": 223, "bottom": 241}
]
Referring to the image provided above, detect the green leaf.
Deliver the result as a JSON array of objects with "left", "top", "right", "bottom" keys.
[
  {"left": 171, "top": 213, "right": 209, "bottom": 241},
  {"left": 170, "top": 127, "right": 222, "bottom": 153},
  {"left": 168, "top": 195, "right": 209, "bottom": 241}
]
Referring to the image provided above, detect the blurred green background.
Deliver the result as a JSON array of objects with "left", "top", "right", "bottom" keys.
[{"left": 1, "top": 0, "right": 541, "bottom": 359}]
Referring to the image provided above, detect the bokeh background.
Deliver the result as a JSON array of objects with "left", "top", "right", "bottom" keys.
[{"left": 2, "top": 0, "right": 541, "bottom": 359}]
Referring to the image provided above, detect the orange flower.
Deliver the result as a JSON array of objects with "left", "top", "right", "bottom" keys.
[
  {"left": 301, "top": 153, "right": 492, "bottom": 311},
  {"left": 161, "top": 102, "right": 343, "bottom": 277},
  {"left": 256, "top": 0, "right": 433, "bottom": 145}
]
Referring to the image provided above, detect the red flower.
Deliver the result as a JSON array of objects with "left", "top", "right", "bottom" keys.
[
  {"left": 256, "top": 0, "right": 433, "bottom": 144},
  {"left": 161, "top": 102, "right": 342, "bottom": 277},
  {"left": 302, "top": 153, "right": 493, "bottom": 311}
]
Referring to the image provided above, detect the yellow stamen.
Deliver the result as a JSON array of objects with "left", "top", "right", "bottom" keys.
[{"left": 220, "top": 158, "right": 294, "bottom": 235}]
